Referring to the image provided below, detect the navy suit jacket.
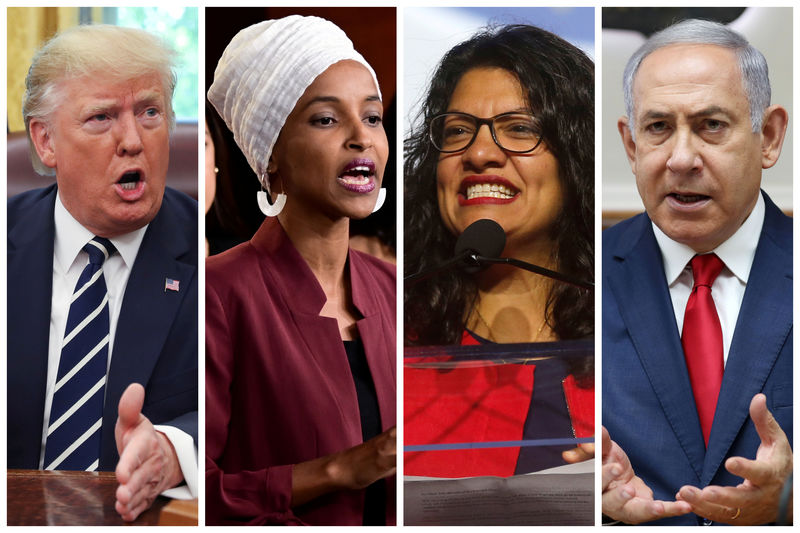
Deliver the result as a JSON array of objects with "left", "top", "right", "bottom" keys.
[
  {"left": 8, "top": 184, "right": 198, "bottom": 471},
  {"left": 602, "top": 191, "right": 792, "bottom": 525}
]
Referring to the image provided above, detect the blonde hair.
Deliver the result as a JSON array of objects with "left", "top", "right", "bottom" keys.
[{"left": 23, "top": 24, "right": 177, "bottom": 175}]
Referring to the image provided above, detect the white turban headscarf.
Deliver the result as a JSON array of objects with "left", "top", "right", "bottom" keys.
[{"left": 207, "top": 15, "right": 381, "bottom": 187}]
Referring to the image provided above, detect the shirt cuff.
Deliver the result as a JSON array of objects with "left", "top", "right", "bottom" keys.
[{"left": 154, "top": 424, "right": 197, "bottom": 499}]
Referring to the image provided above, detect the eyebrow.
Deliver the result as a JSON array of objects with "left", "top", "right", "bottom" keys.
[
  {"left": 690, "top": 105, "right": 731, "bottom": 119},
  {"left": 82, "top": 91, "right": 164, "bottom": 114},
  {"left": 640, "top": 105, "right": 731, "bottom": 122},
  {"left": 84, "top": 102, "right": 117, "bottom": 114},
  {"left": 134, "top": 91, "right": 164, "bottom": 106},
  {"left": 447, "top": 106, "right": 530, "bottom": 115},
  {"left": 302, "top": 94, "right": 381, "bottom": 109}
]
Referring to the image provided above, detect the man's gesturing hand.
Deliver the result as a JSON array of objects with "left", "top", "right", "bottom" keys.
[
  {"left": 677, "top": 394, "right": 793, "bottom": 525},
  {"left": 114, "top": 383, "right": 183, "bottom": 521},
  {"left": 602, "top": 426, "right": 692, "bottom": 523}
]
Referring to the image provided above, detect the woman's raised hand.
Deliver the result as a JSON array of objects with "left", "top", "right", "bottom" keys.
[
  {"left": 291, "top": 426, "right": 396, "bottom": 507},
  {"left": 329, "top": 426, "right": 397, "bottom": 490}
]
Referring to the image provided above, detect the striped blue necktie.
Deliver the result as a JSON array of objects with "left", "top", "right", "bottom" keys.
[{"left": 44, "top": 237, "right": 115, "bottom": 471}]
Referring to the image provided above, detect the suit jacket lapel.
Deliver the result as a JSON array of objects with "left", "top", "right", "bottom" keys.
[
  {"left": 252, "top": 218, "right": 363, "bottom": 444},
  {"left": 606, "top": 215, "right": 706, "bottom": 480},
  {"left": 7, "top": 186, "right": 57, "bottom": 466},
  {"left": 101, "top": 195, "right": 196, "bottom": 464},
  {"left": 351, "top": 253, "right": 397, "bottom": 431},
  {"left": 702, "top": 198, "right": 793, "bottom": 484}
]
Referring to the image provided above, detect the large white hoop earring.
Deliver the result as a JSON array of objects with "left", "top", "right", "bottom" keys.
[
  {"left": 257, "top": 190, "right": 286, "bottom": 217},
  {"left": 257, "top": 172, "right": 286, "bottom": 217},
  {"left": 371, "top": 188, "right": 386, "bottom": 214}
]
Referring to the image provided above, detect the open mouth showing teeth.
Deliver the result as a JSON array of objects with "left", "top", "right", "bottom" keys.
[
  {"left": 338, "top": 159, "right": 376, "bottom": 187},
  {"left": 337, "top": 159, "right": 377, "bottom": 194},
  {"left": 671, "top": 193, "right": 708, "bottom": 203},
  {"left": 118, "top": 171, "right": 141, "bottom": 190},
  {"left": 350, "top": 165, "right": 372, "bottom": 177},
  {"left": 339, "top": 166, "right": 372, "bottom": 185},
  {"left": 465, "top": 183, "right": 518, "bottom": 200}
]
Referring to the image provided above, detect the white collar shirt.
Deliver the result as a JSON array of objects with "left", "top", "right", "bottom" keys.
[{"left": 652, "top": 192, "right": 765, "bottom": 366}]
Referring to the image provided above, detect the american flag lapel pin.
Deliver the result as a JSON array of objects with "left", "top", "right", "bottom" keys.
[{"left": 165, "top": 278, "right": 180, "bottom": 292}]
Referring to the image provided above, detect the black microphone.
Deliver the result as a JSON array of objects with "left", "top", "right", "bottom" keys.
[{"left": 454, "top": 219, "right": 506, "bottom": 273}]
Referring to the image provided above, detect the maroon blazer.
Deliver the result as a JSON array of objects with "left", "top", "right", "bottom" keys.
[{"left": 206, "top": 218, "right": 396, "bottom": 525}]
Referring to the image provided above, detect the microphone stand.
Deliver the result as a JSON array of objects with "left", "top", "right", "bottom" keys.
[
  {"left": 404, "top": 251, "right": 471, "bottom": 284},
  {"left": 405, "top": 252, "right": 594, "bottom": 290},
  {"left": 469, "top": 254, "right": 594, "bottom": 290}
]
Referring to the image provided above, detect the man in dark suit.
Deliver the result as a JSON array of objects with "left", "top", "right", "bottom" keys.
[
  {"left": 602, "top": 19, "right": 792, "bottom": 525},
  {"left": 7, "top": 24, "right": 197, "bottom": 521}
]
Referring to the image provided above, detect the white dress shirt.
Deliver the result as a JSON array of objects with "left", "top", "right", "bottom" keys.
[
  {"left": 653, "top": 193, "right": 765, "bottom": 365},
  {"left": 41, "top": 194, "right": 197, "bottom": 499}
]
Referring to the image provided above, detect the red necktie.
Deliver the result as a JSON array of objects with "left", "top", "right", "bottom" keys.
[{"left": 681, "top": 253, "right": 725, "bottom": 447}]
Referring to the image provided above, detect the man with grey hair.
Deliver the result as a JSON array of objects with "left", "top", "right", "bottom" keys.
[
  {"left": 602, "top": 19, "right": 791, "bottom": 525},
  {"left": 7, "top": 24, "right": 197, "bottom": 522}
]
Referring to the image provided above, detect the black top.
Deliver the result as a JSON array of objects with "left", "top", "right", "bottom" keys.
[{"left": 343, "top": 339, "right": 385, "bottom": 525}]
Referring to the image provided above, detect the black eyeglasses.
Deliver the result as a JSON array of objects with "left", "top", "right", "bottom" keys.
[{"left": 428, "top": 111, "right": 544, "bottom": 153}]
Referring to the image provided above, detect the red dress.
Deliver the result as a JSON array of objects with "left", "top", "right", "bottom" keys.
[{"left": 405, "top": 331, "right": 593, "bottom": 478}]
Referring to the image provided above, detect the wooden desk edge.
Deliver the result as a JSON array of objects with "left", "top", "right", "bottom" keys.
[{"left": 159, "top": 498, "right": 199, "bottom": 526}]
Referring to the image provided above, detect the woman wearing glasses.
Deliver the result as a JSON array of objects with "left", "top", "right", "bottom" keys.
[{"left": 404, "top": 25, "right": 594, "bottom": 481}]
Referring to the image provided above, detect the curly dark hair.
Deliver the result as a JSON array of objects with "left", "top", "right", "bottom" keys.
[{"left": 404, "top": 24, "right": 594, "bottom": 347}]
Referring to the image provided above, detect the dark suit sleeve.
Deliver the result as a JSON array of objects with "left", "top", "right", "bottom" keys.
[
  {"left": 161, "top": 411, "right": 197, "bottom": 440},
  {"left": 205, "top": 279, "right": 305, "bottom": 526}
]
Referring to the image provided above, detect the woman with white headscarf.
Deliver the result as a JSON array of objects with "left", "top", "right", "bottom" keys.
[{"left": 205, "top": 16, "right": 396, "bottom": 526}]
